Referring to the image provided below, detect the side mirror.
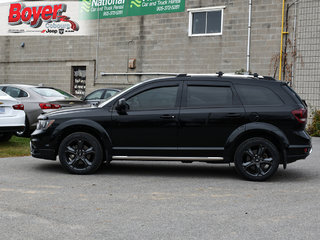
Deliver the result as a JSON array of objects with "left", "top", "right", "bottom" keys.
[{"left": 115, "top": 98, "right": 129, "bottom": 114}]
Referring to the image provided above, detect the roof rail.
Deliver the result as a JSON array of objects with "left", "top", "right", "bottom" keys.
[{"left": 216, "top": 71, "right": 224, "bottom": 77}]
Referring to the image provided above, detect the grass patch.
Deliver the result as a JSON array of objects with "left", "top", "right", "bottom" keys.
[{"left": 0, "top": 136, "right": 30, "bottom": 158}]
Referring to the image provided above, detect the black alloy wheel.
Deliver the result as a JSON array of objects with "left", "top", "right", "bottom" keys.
[
  {"left": 58, "top": 132, "right": 103, "bottom": 174},
  {"left": 234, "top": 137, "right": 280, "bottom": 181}
]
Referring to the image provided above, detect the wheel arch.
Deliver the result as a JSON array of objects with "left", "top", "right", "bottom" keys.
[
  {"left": 52, "top": 119, "right": 112, "bottom": 161},
  {"left": 224, "top": 122, "right": 289, "bottom": 164}
]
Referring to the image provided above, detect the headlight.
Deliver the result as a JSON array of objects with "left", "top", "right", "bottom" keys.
[{"left": 36, "top": 119, "right": 55, "bottom": 130}]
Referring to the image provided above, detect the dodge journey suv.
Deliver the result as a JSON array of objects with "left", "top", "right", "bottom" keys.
[{"left": 31, "top": 73, "right": 312, "bottom": 181}]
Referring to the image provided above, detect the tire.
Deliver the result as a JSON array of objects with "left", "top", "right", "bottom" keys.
[
  {"left": 58, "top": 132, "right": 103, "bottom": 174},
  {"left": 15, "top": 117, "right": 30, "bottom": 137},
  {"left": 234, "top": 137, "right": 280, "bottom": 181},
  {"left": 0, "top": 133, "right": 13, "bottom": 142}
]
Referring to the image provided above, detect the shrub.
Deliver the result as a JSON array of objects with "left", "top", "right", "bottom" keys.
[{"left": 307, "top": 110, "right": 320, "bottom": 137}]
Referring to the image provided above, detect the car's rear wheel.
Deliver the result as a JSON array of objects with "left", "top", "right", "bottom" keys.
[
  {"left": 234, "top": 137, "right": 280, "bottom": 181},
  {"left": 58, "top": 132, "right": 103, "bottom": 174}
]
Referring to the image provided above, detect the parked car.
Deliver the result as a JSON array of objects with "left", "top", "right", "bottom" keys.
[
  {"left": 83, "top": 88, "right": 120, "bottom": 105},
  {"left": 0, "top": 84, "right": 88, "bottom": 137},
  {"left": 0, "top": 90, "right": 25, "bottom": 142},
  {"left": 30, "top": 73, "right": 312, "bottom": 181}
]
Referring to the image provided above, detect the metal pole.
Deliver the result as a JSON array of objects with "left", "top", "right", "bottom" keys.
[
  {"left": 279, "top": 0, "right": 286, "bottom": 81},
  {"left": 95, "top": 5, "right": 101, "bottom": 84},
  {"left": 246, "top": 0, "right": 252, "bottom": 73}
]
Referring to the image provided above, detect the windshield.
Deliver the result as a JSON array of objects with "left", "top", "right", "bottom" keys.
[{"left": 32, "top": 87, "right": 76, "bottom": 99}]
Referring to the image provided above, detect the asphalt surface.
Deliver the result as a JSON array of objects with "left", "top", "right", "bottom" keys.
[{"left": 0, "top": 138, "right": 319, "bottom": 240}]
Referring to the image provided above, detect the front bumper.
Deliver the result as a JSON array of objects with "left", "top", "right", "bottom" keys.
[{"left": 30, "top": 130, "right": 57, "bottom": 160}]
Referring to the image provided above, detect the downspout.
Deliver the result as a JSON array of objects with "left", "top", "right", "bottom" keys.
[
  {"left": 94, "top": 6, "right": 100, "bottom": 86},
  {"left": 279, "top": 0, "right": 287, "bottom": 81},
  {"left": 246, "top": 0, "right": 252, "bottom": 73},
  {"left": 292, "top": 0, "right": 299, "bottom": 87}
]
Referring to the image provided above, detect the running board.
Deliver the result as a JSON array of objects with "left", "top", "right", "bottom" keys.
[{"left": 112, "top": 156, "right": 224, "bottom": 161}]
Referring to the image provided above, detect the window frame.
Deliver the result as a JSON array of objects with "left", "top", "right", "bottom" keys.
[{"left": 188, "top": 6, "right": 225, "bottom": 37}]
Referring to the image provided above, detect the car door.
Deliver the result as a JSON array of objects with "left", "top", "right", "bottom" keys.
[
  {"left": 178, "top": 80, "right": 246, "bottom": 156},
  {"left": 110, "top": 80, "right": 182, "bottom": 156}
]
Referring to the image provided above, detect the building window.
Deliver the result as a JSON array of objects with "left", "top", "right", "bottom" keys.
[
  {"left": 188, "top": 6, "right": 225, "bottom": 37},
  {"left": 71, "top": 66, "right": 86, "bottom": 99}
]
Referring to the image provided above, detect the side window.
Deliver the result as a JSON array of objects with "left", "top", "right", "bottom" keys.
[
  {"left": 186, "top": 85, "right": 233, "bottom": 107},
  {"left": 236, "top": 85, "right": 284, "bottom": 105},
  {"left": 103, "top": 90, "right": 118, "bottom": 99},
  {"left": 86, "top": 90, "right": 104, "bottom": 100},
  {"left": 5, "top": 87, "right": 28, "bottom": 98},
  {"left": 126, "top": 86, "right": 178, "bottom": 111}
]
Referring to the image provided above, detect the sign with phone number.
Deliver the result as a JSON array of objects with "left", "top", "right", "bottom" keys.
[{"left": 80, "top": 0, "right": 185, "bottom": 19}]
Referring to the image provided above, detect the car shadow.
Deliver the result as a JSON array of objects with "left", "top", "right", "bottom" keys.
[
  {"left": 34, "top": 161, "right": 317, "bottom": 182},
  {"left": 98, "top": 162, "right": 240, "bottom": 180}
]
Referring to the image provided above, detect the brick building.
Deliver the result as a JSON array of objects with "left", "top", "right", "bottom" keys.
[{"left": 0, "top": 0, "right": 319, "bottom": 110}]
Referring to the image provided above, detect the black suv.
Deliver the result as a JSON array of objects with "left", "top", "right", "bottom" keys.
[{"left": 31, "top": 74, "right": 312, "bottom": 181}]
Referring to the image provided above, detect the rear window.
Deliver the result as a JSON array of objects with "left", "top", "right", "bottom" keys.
[
  {"left": 283, "top": 85, "right": 306, "bottom": 107},
  {"left": 236, "top": 85, "right": 283, "bottom": 106},
  {"left": 32, "top": 87, "right": 74, "bottom": 99}
]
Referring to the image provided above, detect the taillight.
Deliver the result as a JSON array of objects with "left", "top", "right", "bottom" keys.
[
  {"left": 291, "top": 108, "right": 307, "bottom": 123},
  {"left": 39, "top": 103, "right": 61, "bottom": 109},
  {"left": 12, "top": 104, "right": 24, "bottom": 110}
]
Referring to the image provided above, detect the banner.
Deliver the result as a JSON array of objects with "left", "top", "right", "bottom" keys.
[
  {"left": 80, "top": 0, "right": 185, "bottom": 19},
  {"left": 0, "top": 1, "right": 92, "bottom": 36}
]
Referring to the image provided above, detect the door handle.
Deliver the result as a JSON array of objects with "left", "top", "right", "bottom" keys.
[{"left": 160, "top": 114, "right": 175, "bottom": 119}]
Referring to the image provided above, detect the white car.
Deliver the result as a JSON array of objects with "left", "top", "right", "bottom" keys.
[{"left": 0, "top": 90, "right": 25, "bottom": 141}]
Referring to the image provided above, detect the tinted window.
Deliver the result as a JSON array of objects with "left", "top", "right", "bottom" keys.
[
  {"left": 283, "top": 85, "right": 306, "bottom": 107},
  {"left": 86, "top": 90, "right": 104, "bottom": 100},
  {"left": 236, "top": 85, "right": 283, "bottom": 105},
  {"left": 5, "top": 87, "right": 28, "bottom": 98},
  {"left": 187, "top": 86, "right": 232, "bottom": 107},
  {"left": 127, "top": 86, "right": 178, "bottom": 111}
]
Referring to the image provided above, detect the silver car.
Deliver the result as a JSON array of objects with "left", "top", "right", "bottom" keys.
[{"left": 0, "top": 84, "right": 88, "bottom": 136}]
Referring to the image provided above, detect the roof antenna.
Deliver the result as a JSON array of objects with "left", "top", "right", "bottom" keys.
[{"left": 216, "top": 71, "right": 224, "bottom": 77}]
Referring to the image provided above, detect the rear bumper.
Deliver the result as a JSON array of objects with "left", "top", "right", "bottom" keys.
[
  {"left": 0, "top": 126, "right": 24, "bottom": 132},
  {"left": 287, "top": 144, "right": 312, "bottom": 163}
]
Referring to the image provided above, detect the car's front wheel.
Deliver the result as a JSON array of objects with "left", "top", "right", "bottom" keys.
[
  {"left": 234, "top": 137, "right": 280, "bottom": 181},
  {"left": 58, "top": 132, "right": 103, "bottom": 174}
]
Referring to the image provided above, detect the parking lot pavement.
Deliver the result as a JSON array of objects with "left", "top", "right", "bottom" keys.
[{"left": 0, "top": 138, "right": 319, "bottom": 240}]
